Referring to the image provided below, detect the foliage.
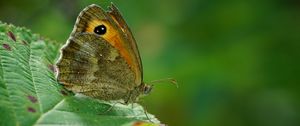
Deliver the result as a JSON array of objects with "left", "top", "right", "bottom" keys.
[{"left": 0, "top": 22, "right": 159, "bottom": 126}]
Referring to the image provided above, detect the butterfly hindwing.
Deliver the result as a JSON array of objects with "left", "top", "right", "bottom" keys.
[{"left": 57, "top": 33, "right": 135, "bottom": 100}]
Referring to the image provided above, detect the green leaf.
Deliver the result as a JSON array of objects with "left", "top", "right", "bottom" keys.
[{"left": 0, "top": 21, "right": 160, "bottom": 126}]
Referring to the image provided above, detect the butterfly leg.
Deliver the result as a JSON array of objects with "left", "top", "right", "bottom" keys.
[
  {"left": 137, "top": 100, "right": 154, "bottom": 123},
  {"left": 143, "top": 108, "right": 153, "bottom": 123},
  {"left": 99, "top": 102, "right": 117, "bottom": 114},
  {"left": 98, "top": 100, "right": 125, "bottom": 115}
]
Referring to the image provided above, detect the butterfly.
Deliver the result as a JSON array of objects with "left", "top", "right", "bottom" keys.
[{"left": 56, "top": 3, "right": 153, "bottom": 104}]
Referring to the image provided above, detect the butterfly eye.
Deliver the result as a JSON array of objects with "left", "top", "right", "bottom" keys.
[
  {"left": 94, "top": 25, "right": 107, "bottom": 35},
  {"left": 143, "top": 85, "right": 153, "bottom": 94}
]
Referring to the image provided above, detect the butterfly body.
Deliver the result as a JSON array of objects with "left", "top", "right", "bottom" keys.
[{"left": 56, "top": 4, "right": 151, "bottom": 104}]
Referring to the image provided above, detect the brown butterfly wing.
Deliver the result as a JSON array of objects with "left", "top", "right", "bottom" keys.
[
  {"left": 56, "top": 33, "right": 135, "bottom": 100},
  {"left": 70, "top": 4, "right": 143, "bottom": 85},
  {"left": 56, "top": 4, "right": 145, "bottom": 101}
]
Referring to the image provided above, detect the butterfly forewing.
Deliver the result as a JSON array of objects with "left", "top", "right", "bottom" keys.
[
  {"left": 73, "top": 4, "right": 143, "bottom": 85},
  {"left": 56, "top": 3, "right": 148, "bottom": 102},
  {"left": 108, "top": 4, "right": 143, "bottom": 80}
]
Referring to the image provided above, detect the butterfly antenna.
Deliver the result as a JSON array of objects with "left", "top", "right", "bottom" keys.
[{"left": 148, "top": 78, "right": 178, "bottom": 88}]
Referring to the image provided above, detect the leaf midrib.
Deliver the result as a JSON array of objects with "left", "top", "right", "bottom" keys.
[
  {"left": 33, "top": 99, "right": 66, "bottom": 125},
  {"left": 28, "top": 38, "right": 44, "bottom": 116}
]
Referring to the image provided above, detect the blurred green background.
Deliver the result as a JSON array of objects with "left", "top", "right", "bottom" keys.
[{"left": 1, "top": 0, "right": 299, "bottom": 126}]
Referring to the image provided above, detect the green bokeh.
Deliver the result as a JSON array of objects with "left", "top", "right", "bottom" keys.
[{"left": 1, "top": 0, "right": 299, "bottom": 126}]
